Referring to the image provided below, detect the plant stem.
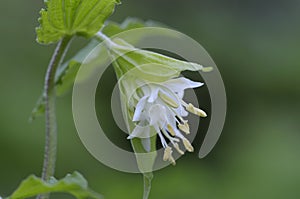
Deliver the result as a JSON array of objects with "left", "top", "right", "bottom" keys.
[
  {"left": 143, "top": 173, "right": 153, "bottom": 199},
  {"left": 37, "top": 36, "right": 72, "bottom": 199}
]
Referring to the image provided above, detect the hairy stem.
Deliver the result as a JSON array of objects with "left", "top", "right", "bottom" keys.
[{"left": 38, "top": 36, "right": 72, "bottom": 199}]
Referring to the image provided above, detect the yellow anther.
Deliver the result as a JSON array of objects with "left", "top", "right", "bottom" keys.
[
  {"left": 167, "top": 124, "right": 176, "bottom": 136},
  {"left": 186, "top": 103, "right": 207, "bottom": 117},
  {"left": 173, "top": 143, "right": 184, "bottom": 155},
  {"left": 182, "top": 138, "right": 194, "bottom": 152},
  {"left": 163, "top": 146, "right": 176, "bottom": 165},
  {"left": 178, "top": 121, "right": 190, "bottom": 134},
  {"left": 163, "top": 146, "right": 172, "bottom": 161},
  {"left": 170, "top": 156, "right": 176, "bottom": 166},
  {"left": 159, "top": 92, "right": 179, "bottom": 108}
]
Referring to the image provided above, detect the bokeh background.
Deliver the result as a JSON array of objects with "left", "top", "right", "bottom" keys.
[{"left": 1, "top": 0, "right": 300, "bottom": 198}]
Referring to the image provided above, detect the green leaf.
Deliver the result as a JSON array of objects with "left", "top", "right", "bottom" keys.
[
  {"left": 56, "top": 61, "right": 81, "bottom": 96},
  {"left": 36, "top": 0, "right": 120, "bottom": 44},
  {"left": 30, "top": 95, "right": 46, "bottom": 122},
  {"left": 7, "top": 171, "right": 102, "bottom": 199}
]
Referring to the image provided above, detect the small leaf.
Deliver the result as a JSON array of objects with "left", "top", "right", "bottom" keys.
[
  {"left": 7, "top": 172, "right": 102, "bottom": 199},
  {"left": 56, "top": 60, "right": 81, "bottom": 96},
  {"left": 36, "top": 0, "right": 120, "bottom": 44},
  {"left": 30, "top": 95, "right": 46, "bottom": 122}
]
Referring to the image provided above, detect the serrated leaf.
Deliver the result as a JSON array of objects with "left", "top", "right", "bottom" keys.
[
  {"left": 7, "top": 172, "right": 102, "bottom": 199},
  {"left": 36, "top": 0, "right": 120, "bottom": 44}
]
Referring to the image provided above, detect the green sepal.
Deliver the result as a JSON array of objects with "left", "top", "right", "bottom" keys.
[
  {"left": 109, "top": 38, "right": 204, "bottom": 83},
  {"left": 130, "top": 136, "right": 157, "bottom": 174}
]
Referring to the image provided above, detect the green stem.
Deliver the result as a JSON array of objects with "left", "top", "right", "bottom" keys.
[
  {"left": 143, "top": 173, "right": 153, "bottom": 199},
  {"left": 38, "top": 36, "right": 72, "bottom": 199}
]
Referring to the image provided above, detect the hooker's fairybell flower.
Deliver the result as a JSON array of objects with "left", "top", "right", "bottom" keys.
[
  {"left": 105, "top": 38, "right": 211, "bottom": 167},
  {"left": 127, "top": 76, "right": 207, "bottom": 165}
]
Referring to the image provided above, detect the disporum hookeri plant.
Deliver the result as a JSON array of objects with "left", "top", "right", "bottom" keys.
[{"left": 2, "top": 1, "right": 211, "bottom": 199}]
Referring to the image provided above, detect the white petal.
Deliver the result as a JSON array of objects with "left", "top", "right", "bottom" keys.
[
  {"left": 132, "top": 96, "right": 148, "bottom": 121},
  {"left": 148, "top": 104, "right": 167, "bottom": 125},
  {"left": 141, "top": 138, "right": 151, "bottom": 152},
  {"left": 127, "top": 125, "right": 150, "bottom": 139},
  {"left": 163, "top": 77, "right": 203, "bottom": 93},
  {"left": 176, "top": 90, "right": 184, "bottom": 99},
  {"left": 148, "top": 87, "right": 159, "bottom": 103}
]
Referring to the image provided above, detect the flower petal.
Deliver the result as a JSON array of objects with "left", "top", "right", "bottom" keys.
[
  {"left": 148, "top": 87, "right": 160, "bottom": 103},
  {"left": 127, "top": 125, "right": 150, "bottom": 139},
  {"left": 163, "top": 77, "right": 203, "bottom": 93},
  {"left": 141, "top": 137, "right": 151, "bottom": 152},
  {"left": 148, "top": 104, "right": 167, "bottom": 125},
  {"left": 132, "top": 95, "right": 148, "bottom": 121}
]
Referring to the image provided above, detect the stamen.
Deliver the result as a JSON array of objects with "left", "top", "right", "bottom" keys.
[
  {"left": 170, "top": 156, "right": 176, "bottom": 165},
  {"left": 163, "top": 146, "right": 171, "bottom": 161},
  {"left": 182, "top": 138, "right": 194, "bottom": 152},
  {"left": 163, "top": 146, "right": 176, "bottom": 165},
  {"left": 175, "top": 115, "right": 186, "bottom": 124},
  {"left": 173, "top": 143, "right": 184, "bottom": 155},
  {"left": 158, "top": 131, "right": 168, "bottom": 148},
  {"left": 167, "top": 124, "right": 176, "bottom": 136},
  {"left": 186, "top": 103, "right": 207, "bottom": 117},
  {"left": 161, "top": 128, "right": 180, "bottom": 143},
  {"left": 178, "top": 121, "right": 190, "bottom": 134},
  {"left": 159, "top": 92, "right": 179, "bottom": 108}
]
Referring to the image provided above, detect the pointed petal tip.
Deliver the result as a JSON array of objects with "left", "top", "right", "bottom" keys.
[
  {"left": 189, "top": 63, "right": 203, "bottom": 71},
  {"left": 201, "top": 66, "right": 213, "bottom": 72}
]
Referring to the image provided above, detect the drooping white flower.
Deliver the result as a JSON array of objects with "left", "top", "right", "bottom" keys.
[
  {"left": 127, "top": 77, "right": 207, "bottom": 165},
  {"left": 103, "top": 38, "right": 211, "bottom": 167}
]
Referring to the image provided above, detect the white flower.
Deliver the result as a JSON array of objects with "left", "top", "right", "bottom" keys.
[{"left": 127, "top": 77, "right": 207, "bottom": 165}]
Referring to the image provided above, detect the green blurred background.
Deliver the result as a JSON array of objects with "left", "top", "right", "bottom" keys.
[{"left": 1, "top": 0, "right": 300, "bottom": 198}]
